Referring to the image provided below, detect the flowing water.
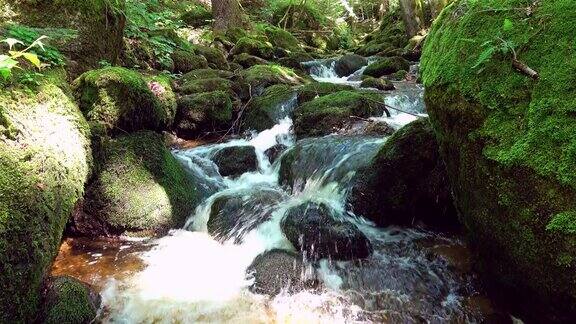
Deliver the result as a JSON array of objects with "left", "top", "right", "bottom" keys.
[{"left": 52, "top": 59, "right": 507, "bottom": 323}]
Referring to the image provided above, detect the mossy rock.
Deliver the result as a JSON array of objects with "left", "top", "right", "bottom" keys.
[
  {"left": 230, "top": 37, "right": 274, "bottom": 60},
  {"left": 421, "top": 0, "right": 576, "bottom": 320},
  {"left": 360, "top": 77, "right": 395, "bottom": 91},
  {"left": 241, "top": 64, "right": 304, "bottom": 95},
  {"left": 0, "top": 0, "right": 126, "bottom": 76},
  {"left": 0, "top": 74, "right": 92, "bottom": 322},
  {"left": 364, "top": 56, "right": 410, "bottom": 78},
  {"left": 356, "top": 12, "right": 407, "bottom": 56},
  {"left": 232, "top": 53, "right": 270, "bottom": 68},
  {"left": 144, "top": 73, "right": 178, "bottom": 125},
  {"left": 178, "top": 77, "right": 233, "bottom": 96},
  {"left": 334, "top": 54, "right": 368, "bottom": 78},
  {"left": 181, "top": 4, "right": 212, "bottom": 27},
  {"left": 348, "top": 118, "right": 456, "bottom": 229},
  {"left": 275, "top": 51, "right": 314, "bottom": 71},
  {"left": 180, "top": 69, "right": 234, "bottom": 84},
  {"left": 41, "top": 276, "right": 100, "bottom": 324},
  {"left": 191, "top": 45, "right": 229, "bottom": 70},
  {"left": 83, "top": 131, "right": 200, "bottom": 235},
  {"left": 171, "top": 50, "right": 209, "bottom": 73},
  {"left": 244, "top": 84, "right": 296, "bottom": 132},
  {"left": 293, "top": 90, "right": 386, "bottom": 138},
  {"left": 296, "top": 82, "right": 353, "bottom": 104},
  {"left": 73, "top": 67, "right": 172, "bottom": 136},
  {"left": 174, "top": 91, "right": 233, "bottom": 139},
  {"left": 262, "top": 25, "right": 300, "bottom": 52}
]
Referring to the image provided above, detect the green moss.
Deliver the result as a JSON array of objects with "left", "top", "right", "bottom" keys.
[
  {"left": 0, "top": 76, "right": 92, "bottom": 322},
  {"left": 293, "top": 90, "right": 386, "bottom": 138},
  {"left": 175, "top": 91, "right": 233, "bottom": 138},
  {"left": 356, "top": 11, "right": 407, "bottom": 56},
  {"left": 180, "top": 69, "right": 234, "bottom": 84},
  {"left": 261, "top": 25, "right": 300, "bottom": 51},
  {"left": 296, "top": 82, "right": 353, "bottom": 104},
  {"left": 191, "top": 45, "right": 229, "bottom": 69},
  {"left": 179, "top": 77, "right": 232, "bottom": 95},
  {"left": 232, "top": 53, "right": 270, "bottom": 68},
  {"left": 241, "top": 64, "right": 304, "bottom": 92},
  {"left": 43, "top": 276, "right": 98, "bottom": 324},
  {"left": 231, "top": 37, "right": 274, "bottom": 59},
  {"left": 364, "top": 56, "right": 410, "bottom": 78},
  {"left": 84, "top": 131, "right": 199, "bottom": 234},
  {"left": 360, "top": 77, "right": 395, "bottom": 91},
  {"left": 547, "top": 212, "right": 576, "bottom": 235},
  {"left": 181, "top": 4, "right": 212, "bottom": 27},
  {"left": 244, "top": 84, "right": 295, "bottom": 131},
  {"left": 171, "top": 50, "right": 209, "bottom": 73},
  {"left": 144, "top": 73, "right": 177, "bottom": 127},
  {"left": 73, "top": 67, "right": 171, "bottom": 136}
]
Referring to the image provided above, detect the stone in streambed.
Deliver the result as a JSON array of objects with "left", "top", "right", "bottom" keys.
[
  {"left": 364, "top": 56, "right": 410, "bottom": 78},
  {"left": 243, "top": 84, "right": 296, "bottom": 132},
  {"left": 334, "top": 54, "right": 368, "bottom": 77},
  {"left": 281, "top": 202, "right": 372, "bottom": 261},
  {"left": 40, "top": 276, "right": 100, "bottom": 324},
  {"left": 212, "top": 146, "right": 258, "bottom": 177},
  {"left": 174, "top": 91, "right": 233, "bottom": 139},
  {"left": 360, "top": 77, "right": 395, "bottom": 91},
  {"left": 265, "top": 144, "right": 288, "bottom": 164}
]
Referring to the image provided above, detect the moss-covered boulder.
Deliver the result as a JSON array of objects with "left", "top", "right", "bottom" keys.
[
  {"left": 241, "top": 65, "right": 304, "bottom": 95},
  {"left": 348, "top": 118, "right": 456, "bottom": 229},
  {"left": 364, "top": 56, "right": 410, "bottom": 78},
  {"left": 232, "top": 53, "right": 270, "bottom": 68},
  {"left": 293, "top": 90, "right": 387, "bottom": 138},
  {"left": 244, "top": 85, "right": 296, "bottom": 132},
  {"left": 178, "top": 77, "right": 233, "bottom": 96},
  {"left": 144, "top": 73, "right": 178, "bottom": 124},
  {"left": 296, "top": 82, "right": 353, "bottom": 104},
  {"left": 191, "top": 45, "right": 229, "bottom": 70},
  {"left": 0, "top": 0, "right": 125, "bottom": 76},
  {"left": 230, "top": 37, "right": 274, "bottom": 60},
  {"left": 212, "top": 146, "right": 258, "bottom": 178},
  {"left": 0, "top": 74, "right": 92, "bottom": 322},
  {"left": 181, "top": 4, "right": 212, "bottom": 27},
  {"left": 41, "top": 276, "right": 100, "bottom": 324},
  {"left": 360, "top": 77, "right": 395, "bottom": 91},
  {"left": 334, "top": 54, "right": 368, "bottom": 78},
  {"left": 171, "top": 50, "right": 209, "bottom": 73},
  {"left": 174, "top": 91, "right": 233, "bottom": 139},
  {"left": 81, "top": 131, "right": 199, "bottom": 236},
  {"left": 356, "top": 11, "right": 407, "bottom": 57},
  {"left": 180, "top": 69, "right": 234, "bottom": 84},
  {"left": 262, "top": 25, "right": 301, "bottom": 52},
  {"left": 421, "top": 0, "right": 576, "bottom": 320},
  {"left": 74, "top": 67, "right": 173, "bottom": 136}
]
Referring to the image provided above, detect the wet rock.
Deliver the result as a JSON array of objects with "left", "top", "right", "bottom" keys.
[
  {"left": 241, "top": 65, "right": 304, "bottom": 95},
  {"left": 212, "top": 145, "right": 258, "bottom": 177},
  {"left": 208, "top": 188, "right": 286, "bottom": 242},
  {"left": 364, "top": 56, "right": 410, "bottom": 78},
  {"left": 296, "top": 82, "right": 353, "bottom": 104},
  {"left": 334, "top": 54, "right": 368, "bottom": 77},
  {"left": 338, "top": 120, "right": 395, "bottom": 137},
  {"left": 243, "top": 84, "right": 296, "bottom": 132},
  {"left": 265, "top": 144, "right": 288, "bottom": 164},
  {"left": 281, "top": 202, "right": 373, "bottom": 260},
  {"left": 232, "top": 53, "right": 270, "bottom": 68},
  {"left": 178, "top": 77, "right": 233, "bottom": 95},
  {"left": 360, "top": 77, "right": 395, "bottom": 91},
  {"left": 174, "top": 91, "right": 233, "bottom": 139},
  {"left": 230, "top": 37, "right": 274, "bottom": 60},
  {"left": 293, "top": 90, "right": 388, "bottom": 138},
  {"left": 82, "top": 131, "right": 201, "bottom": 236},
  {"left": 348, "top": 118, "right": 457, "bottom": 229},
  {"left": 171, "top": 50, "right": 209, "bottom": 73},
  {"left": 247, "top": 249, "right": 317, "bottom": 296},
  {"left": 41, "top": 276, "right": 100, "bottom": 324}
]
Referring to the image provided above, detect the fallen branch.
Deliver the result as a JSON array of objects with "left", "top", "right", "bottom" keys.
[{"left": 512, "top": 58, "right": 539, "bottom": 80}]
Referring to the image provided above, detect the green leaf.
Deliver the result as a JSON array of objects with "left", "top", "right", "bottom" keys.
[
  {"left": 0, "top": 57, "right": 19, "bottom": 70},
  {"left": 472, "top": 46, "right": 495, "bottom": 69},
  {"left": 0, "top": 67, "right": 11, "bottom": 80},
  {"left": 503, "top": 19, "right": 513, "bottom": 32},
  {"left": 23, "top": 53, "right": 41, "bottom": 68}
]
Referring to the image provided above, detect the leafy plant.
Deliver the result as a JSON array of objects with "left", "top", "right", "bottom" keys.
[
  {"left": 5, "top": 25, "right": 65, "bottom": 66},
  {"left": 472, "top": 18, "right": 517, "bottom": 70},
  {"left": 0, "top": 36, "right": 46, "bottom": 81}
]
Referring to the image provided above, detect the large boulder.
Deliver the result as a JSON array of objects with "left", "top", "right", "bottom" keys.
[
  {"left": 0, "top": 0, "right": 126, "bottom": 76},
  {"left": 77, "top": 131, "right": 200, "bottom": 236},
  {"left": 348, "top": 118, "right": 457, "bottom": 229},
  {"left": 178, "top": 78, "right": 233, "bottom": 95},
  {"left": 230, "top": 37, "right": 274, "bottom": 60},
  {"left": 263, "top": 25, "right": 301, "bottom": 52},
  {"left": 191, "top": 45, "right": 230, "bottom": 70},
  {"left": 171, "top": 50, "right": 209, "bottom": 73},
  {"left": 281, "top": 202, "right": 372, "bottom": 260},
  {"left": 0, "top": 74, "right": 92, "bottom": 322},
  {"left": 247, "top": 249, "right": 317, "bottom": 296},
  {"left": 212, "top": 145, "right": 258, "bottom": 177},
  {"left": 296, "top": 82, "right": 353, "bottom": 104},
  {"left": 241, "top": 65, "right": 304, "bottom": 95},
  {"left": 174, "top": 91, "right": 233, "bottom": 139},
  {"left": 243, "top": 84, "right": 296, "bottom": 132},
  {"left": 208, "top": 188, "right": 286, "bottom": 242},
  {"left": 334, "top": 54, "right": 368, "bottom": 77},
  {"left": 363, "top": 56, "right": 410, "bottom": 78},
  {"left": 74, "top": 67, "right": 174, "bottom": 136},
  {"left": 40, "top": 276, "right": 100, "bottom": 324},
  {"left": 293, "top": 90, "right": 388, "bottom": 138},
  {"left": 421, "top": 0, "right": 576, "bottom": 320}
]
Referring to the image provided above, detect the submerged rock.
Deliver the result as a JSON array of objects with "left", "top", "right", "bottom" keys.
[
  {"left": 334, "top": 54, "right": 368, "bottom": 77},
  {"left": 364, "top": 56, "right": 410, "bottom": 78},
  {"left": 212, "top": 146, "right": 258, "bottom": 177},
  {"left": 208, "top": 188, "right": 286, "bottom": 242},
  {"left": 247, "top": 249, "right": 317, "bottom": 296},
  {"left": 293, "top": 90, "right": 388, "bottom": 138},
  {"left": 281, "top": 202, "right": 372, "bottom": 261},
  {"left": 40, "top": 276, "right": 100, "bottom": 324},
  {"left": 74, "top": 67, "right": 174, "bottom": 136},
  {"left": 174, "top": 91, "right": 233, "bottom": 139},
  {"left": 360, "top": 77, "right": 395, "bottom": 91},
  {"left": 348, "top": 118, "right": 457, "bottom": 229},
  {"left": 80, "top": 131, "right": 200, "bottom": 236},
  {"left": 0, "top": 76, "right": 92, "bottom": 322},
  {"left": 421, "top": 0, "right": 576, "bottom": 320},
  {"left": 265, "top": 144, "right": 288, "bottom": 164}
]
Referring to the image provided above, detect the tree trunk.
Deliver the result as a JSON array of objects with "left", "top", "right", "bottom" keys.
[
  {"left": 212, "top": 0, "right": 243, "bottom": 33},
  {"left": 399, "top": 0, "right": 425, "bottom": 38}
]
